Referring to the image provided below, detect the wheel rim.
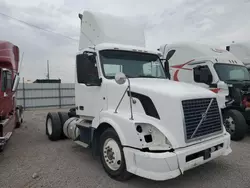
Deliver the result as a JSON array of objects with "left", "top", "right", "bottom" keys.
[
  {"left": 224, "top": 116, "right": 236, "bottom": 134},
  {"left": 47, "top": 118, "right": 53, "bottom": 135},
  {"left": 103, "top": 138, "right": 122, "bottom": 171}
]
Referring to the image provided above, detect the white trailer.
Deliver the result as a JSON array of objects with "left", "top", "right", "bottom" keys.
[
  {"left": 159, "top": 42, "right": 250, "bottom": 141},
  {"left": 45, "top": 11, "right": 231, "bottom": 181}
]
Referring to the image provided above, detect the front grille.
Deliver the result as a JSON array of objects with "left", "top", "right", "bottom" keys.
[{"left": 182, "top": 98, "right": 222, "bottom": 141}]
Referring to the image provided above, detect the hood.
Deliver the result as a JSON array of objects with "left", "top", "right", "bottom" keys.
[
  {"left": 129, "top": 78, "right": 215, "bottom": 100},
  {"left": 105, "top": 78, "right": 222, "bottom": 148},
  {"left": 224, "top": 80, "right": 250, "bottom": 92}
]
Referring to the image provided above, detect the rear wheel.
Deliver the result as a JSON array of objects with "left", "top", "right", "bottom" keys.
[
  {"left": 58, "top": 112, "right": 69, "bottom": 139},
  {"left": 223, "top": 109, "right": 247, "bottom": 141},
  {"left": 100, "top": 128, "right": 132, "bottom": 181},
  {"left": 46, "top": 112, "right": 62, "bottom": 141}
]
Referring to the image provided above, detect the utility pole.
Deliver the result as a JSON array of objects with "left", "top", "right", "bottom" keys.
[{"left": 47, "top": 60, "right": 50, "bottom": 79}]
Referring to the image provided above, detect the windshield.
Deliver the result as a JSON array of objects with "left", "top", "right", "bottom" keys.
[
  {"left": 99, "top": 50, "right": 166, "bottom": 79},
  {"left": 214, "top": 63, "right": 250, "bottom": 81}
]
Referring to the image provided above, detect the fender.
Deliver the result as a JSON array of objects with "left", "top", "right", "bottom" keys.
[
  {"left": 92, "top": 110, "right": 180, "bottom": 149},
  {"left": 91, "top": 110, "right": 140, "bottom": 147},
  {"left": 130, "top": 113, "right": 180, "bottom": 149},
  {"left": 98, "top": 117, "right": 127, "bottom": 146}
]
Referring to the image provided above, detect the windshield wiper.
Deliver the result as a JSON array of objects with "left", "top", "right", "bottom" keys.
[
  {"left": 125, "top": 74, "right": 135, "bottom": 78},
  {"left": 226, "top": 79, "right": 241, "bottom": 81},
  {"left": 137, "top": 75, "right": 159, "bottom": 78},
  {"left": 226, "top": 79, "right": 250, "bottom": 82}
]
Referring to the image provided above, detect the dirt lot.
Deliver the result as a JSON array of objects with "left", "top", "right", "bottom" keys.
[{"left": 1, "top": 109, "right": 250, "bottom": 188}]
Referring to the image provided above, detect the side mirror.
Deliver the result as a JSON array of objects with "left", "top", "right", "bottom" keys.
[
  {"left": 12, "top": 74, "right": 20, "bottom": 92},
  {"left": 194, "top": 66, "right": 213, "bottom": 85},
  {"left": 164, "top": 50, "right": 176, "bottom": 79},
  {"left": 164, "top": 60, "right": 171, "bottom": 79},
  {"left": 77, "top": 52, "right": 100, "bottom": 86},
  {"left": 1, "top": 71, "right": 7, "bottom": 92},
  {"left": 115, "top": 72, "right": 127, "bottom": 85}
]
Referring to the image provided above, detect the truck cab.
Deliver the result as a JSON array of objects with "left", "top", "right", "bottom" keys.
[
  {"left": 45, "top": 11, "right": 231, "bottom": 181},
  {"left": 159, "top": 42, "right": 250, "bottom": 141},
  {"left": 0, "top": 41, "right": 22, "bottom": 151}
]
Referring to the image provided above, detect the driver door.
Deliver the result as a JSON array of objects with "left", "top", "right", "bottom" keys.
[
  {"left": 0, "top": 69, "right": 13, "bottom": 117},
  {"left": 75, "top": 52, "right": 106, "bottom": 119}
]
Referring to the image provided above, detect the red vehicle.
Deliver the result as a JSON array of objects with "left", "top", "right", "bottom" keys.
[{"left": 0, "top": 40, "right": 23, "bottom": 152}]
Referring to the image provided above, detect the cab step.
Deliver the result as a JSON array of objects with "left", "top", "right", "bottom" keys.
[
  {"left": 0, "top": 132, "right": 12, "bottom": 146},
  {"left": 74, "top": 140, "right": 89, "bottom": 148}
]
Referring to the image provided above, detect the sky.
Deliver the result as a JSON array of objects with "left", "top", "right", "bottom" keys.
[{"left": 0, "top": 0, "right": 250, "bottom": 82}]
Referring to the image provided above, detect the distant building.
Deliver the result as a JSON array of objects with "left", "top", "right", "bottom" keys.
[{"left": 33, "top": 79, "right": 61, "bottom": 83}]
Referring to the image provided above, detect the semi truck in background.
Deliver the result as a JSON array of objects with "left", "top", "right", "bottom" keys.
[
  {"left": 226, "top": 42, "right": 250, "bottom": 72},
  {"left": 0, "top": 40, "right": 23, "bottom": 152},
  {"left": 159, "top": 42, "right": 250, "bottom": 141},
  {"left": 45, "top": 11, "right": 231, "bottom": 181}
]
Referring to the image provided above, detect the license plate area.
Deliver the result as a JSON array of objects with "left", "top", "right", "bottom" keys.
[{"left": 186, "top": 143, "right": 224, "bottom": 162}]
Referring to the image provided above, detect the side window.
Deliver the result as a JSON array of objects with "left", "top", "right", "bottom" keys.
[
  {"left": 7, "top": 72, "right": 12, "bottom": 89},
  {"left": 76, "top": 53, "right": 99, "bottom": 85},
  {"left": 1, "top": 71, "right": 12, "bottom": 91},
  {"left": 193, "top": 65, "right": 213, "bottom": 85},
  {"left": 143, "top": 62, "right": 152, "bottom": 75},
  {"left": 143, "top": 62, "right": 161, "bottom": 77},
  {"left": 104, "top": 64, "right": 122, "bottom": 77},
  {"left": 229, "top": 69, "right": 245, "bottom": 80},
  {"left": 1, "top": 71, "right": 7, "bottom": 91}
]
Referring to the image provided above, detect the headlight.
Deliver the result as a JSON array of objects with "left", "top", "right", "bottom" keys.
[{"left": 135, "top": 123, "right": 172, "bottom": 151}]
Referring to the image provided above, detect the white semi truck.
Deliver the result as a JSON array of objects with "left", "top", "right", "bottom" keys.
[
  {"left": 159, "top": 42, "right": 250, "bottom": 141},
  {"left": 45, "top": 11, "right": 231, "bottom": 181}
]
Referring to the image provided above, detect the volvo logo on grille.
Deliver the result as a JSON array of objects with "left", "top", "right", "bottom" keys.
[
  {"left": 190, "top": 98, "right": 214, "bottom": 139},
  {"left": 201, "top": 112, "right": 207, "bottom": 120}
]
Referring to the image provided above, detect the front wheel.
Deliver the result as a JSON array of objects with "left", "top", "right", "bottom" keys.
[
  {"left": 100, "top": 128, "right": 132, "bottom": 181},
  {"left": 0, "top": 145, "right": 4, "bottom": 152},
  {"left": 15, "top": 107, "right": 23, "bottom": 128},
  {"left": 223, "top": 109, "right": 247, "bottom": 141}
]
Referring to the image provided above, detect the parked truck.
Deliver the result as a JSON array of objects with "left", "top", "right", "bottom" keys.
[
  {"left": 226, "top": 42, "right": 250, "bottom": 72},
  {"left": 0, "top": 40, "right": 23, "bottom": 152},
  {"left": 158, "top": 42, "right": 250, "bottom": 141},
  {"left": 45, "top": 11, "right": 231, "bottom": 181}
]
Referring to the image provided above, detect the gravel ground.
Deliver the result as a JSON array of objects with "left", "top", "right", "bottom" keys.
[{"left": 1, "top": 109, "right": 250, "bottom": 188}]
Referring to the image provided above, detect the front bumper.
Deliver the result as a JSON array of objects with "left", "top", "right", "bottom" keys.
[{"left": 123, "top": 133, "right": 231, "bottom": 181}]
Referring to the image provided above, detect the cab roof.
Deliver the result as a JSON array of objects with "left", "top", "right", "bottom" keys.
[
  {"left": 0, "top": 40, "right": 19, "bottom": 70},
  {"left": 80, "top": 43, "right": 161, "bottom": 56},
  {"left": 160, "top": 42, "right": 243, "bottom": 65},
  {"left": 78, "top": 11, "right": 146, "bottom": 51}
]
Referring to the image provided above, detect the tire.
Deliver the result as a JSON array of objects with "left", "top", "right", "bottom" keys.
[
  {"left": 223, "top": 109, "right": 247, "bottom": 141},
  {"left": 15, "top": 106, "right": 23, "bottom": 128},
  {"left": 15, "top": 109, "right": 21, "bottom": 128},
  {"left": 46, "top": 112, "right": 62, "bottom": 141},
  {"left": 58, "top": 112, "right": 69, "bottom": 139},
  {"left": 100, "top": 128, "right": 132, "bottom": 181},
  {"left": 0, "top": 145, "right": 4, "bottom": 152}
]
